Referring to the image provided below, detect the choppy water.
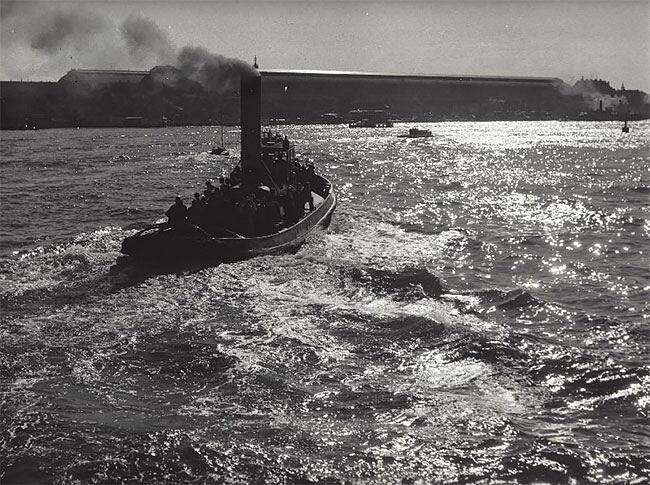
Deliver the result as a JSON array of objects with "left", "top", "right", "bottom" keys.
[{"left": 1, "top": 122, "right": 648, "bottom": 483}]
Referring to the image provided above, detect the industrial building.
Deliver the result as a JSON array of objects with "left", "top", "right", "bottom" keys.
[
  {"left": 1, "top": 68, "right": 647, "bottom": 129},
  {"left": 58, "top": 69, "right": 149, "bottom": 90},
  {"left": 258, "top": 69, "right": 566, "bottom": 121}
]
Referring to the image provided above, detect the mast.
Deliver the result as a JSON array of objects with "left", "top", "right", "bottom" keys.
[{"left": 240, "top": 71, "right": 262, "bottom": 188}]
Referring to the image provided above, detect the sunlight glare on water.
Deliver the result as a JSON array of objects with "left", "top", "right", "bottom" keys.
[{"left": 0, "top": 121, "right": 648, "bottom": 482}]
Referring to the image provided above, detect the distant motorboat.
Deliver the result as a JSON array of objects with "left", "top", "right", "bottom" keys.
[{"left": 398, "top": 127, "right": 433, "bottom": 138}]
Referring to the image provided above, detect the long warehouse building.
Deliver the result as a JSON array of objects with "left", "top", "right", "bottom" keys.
[
  {"left": 4, "top": 68, "right": 644, "bottom": 128},
  {"left": 258, "top": 69, "right": 566, "bottom": 121}
]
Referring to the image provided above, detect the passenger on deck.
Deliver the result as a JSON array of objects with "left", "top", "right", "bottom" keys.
[
  {"left": 166, "top": 196, "right": 188, "bottom": 228},
  {"left": 221, "top": 178, "right": 233, "bottom": 200},
  {"left": 306, "top": 161, "right": 315, "bottom": 183},
  {"left": 264, "top": 198, "right": 282, "bottom": 234},
  {"left": 283, "top": 135, "right": 290, "bottom": 149},
  {"left": 231, "top": 166, "right": 242, "bottom": 186},
  {"left": 301, "top": 181, "right": 314, "bottom": 211},
  {"left": 188, "top": 193, "right": 206, "bottom": 227},
  {"left": 283, "top": 187, "right": 299, "bottom": 225}
]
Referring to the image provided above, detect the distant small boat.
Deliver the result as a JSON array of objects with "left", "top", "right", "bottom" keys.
[
  {"left": 210, "top": 126, "right": 229, "bottom": 155},
  {"left": 622, "top": 120, "right": 629, "bottom": 133},
  {"left": 398, "top": 127, "right": 433, "bottom": 138},
  {"left": 210, "top": 146, "right": 229, "bottom": 156},
  {"left": 349, "top": 119, "right": 377, "bottom": 128}
]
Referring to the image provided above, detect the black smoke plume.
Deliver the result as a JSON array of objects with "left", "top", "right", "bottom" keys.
[
  {"left": 120, "top": 14, "right": 176, "bottom": 65},
  {"left": 568, "top": 78, "right": 628, "bottom": 111},
  {"left": 1, "top": 1, "right": 256, "bottom": 85},
  {"left": 0, "top": 0, "right": 22, "bottom": 19},
  {"left": 29, "top": 6, "right": 109, "bottom": 54},
  {"left": 175, "top": 46, "right": 257, "bottom": 93}
]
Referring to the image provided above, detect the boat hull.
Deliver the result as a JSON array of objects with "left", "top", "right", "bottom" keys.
[{"left": 121, "top": 176, "right": 336, "bottom": 263}]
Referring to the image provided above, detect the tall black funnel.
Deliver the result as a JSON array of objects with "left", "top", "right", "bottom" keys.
[{"left": 240, "top": 72, "right": 262, "bottom": 188}]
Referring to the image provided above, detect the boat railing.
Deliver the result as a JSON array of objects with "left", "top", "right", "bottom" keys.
[
  {"left": 133, "top": 222, "right": 244, "bottom": 239},
  {"left": 240, "top": 177, "right": 335, "bottom": 242},
  {"left": 133, "top": 223, "right": 168, "bottom": 237}
]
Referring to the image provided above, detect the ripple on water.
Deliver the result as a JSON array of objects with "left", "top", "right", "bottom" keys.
[{"left": 1, "top": 121, "right": 649, "bottom": 482}]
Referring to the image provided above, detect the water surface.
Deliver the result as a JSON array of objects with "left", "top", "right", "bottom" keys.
[{"left": 1, "top": 121, "right": 648, "bottom": 483}]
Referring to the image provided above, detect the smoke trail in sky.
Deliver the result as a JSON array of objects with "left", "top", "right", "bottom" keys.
[
  {"left": 0, "top": 0, "right": 27, "bottom": 19},
  {"left": 0, "top": 1, "right": 256, "bottom": 86},
  {"left": 176, "top": 46, "right": 257, "bottom": 93},
  {"left": 567, "top": 79, "right": 629, "bottom": 110},
  {"left": 29, "top": 8, "right": 109, "bottom": 54},
  {"left": 120, "top": 14, "right": 176, "bottom": 66}
]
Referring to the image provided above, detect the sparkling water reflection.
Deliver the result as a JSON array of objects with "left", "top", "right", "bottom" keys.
[{"left": 1, "top": 121, "right": 648, "bottom": 482}]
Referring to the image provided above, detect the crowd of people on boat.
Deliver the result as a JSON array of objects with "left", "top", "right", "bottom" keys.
[
  {"left": 261, "top": 129, "right": 291, "bottom": 148},
  {"left": 165, "top": 159, "right": 318, "bottom": 237}
]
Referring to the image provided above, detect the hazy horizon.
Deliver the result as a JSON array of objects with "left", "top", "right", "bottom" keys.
[{"left": 1, "top": 0, "right": 649, "bottom": 92}]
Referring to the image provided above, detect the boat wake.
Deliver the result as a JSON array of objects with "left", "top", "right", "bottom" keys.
[{"left": 2, "top": 206, "right": 649, "bottom": 483}]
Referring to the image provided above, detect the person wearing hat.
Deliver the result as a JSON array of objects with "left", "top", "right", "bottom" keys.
[{"left": 166, "top": 196, "right": 188, "bottom": 228}]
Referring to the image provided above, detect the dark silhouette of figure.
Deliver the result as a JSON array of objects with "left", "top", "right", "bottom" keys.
[
  {"left": 188, "top": 192, "right": 206, "bottom": 226},
  {"left": 302, "top": 181, "right": 314, "bottom": 211},
  {"left": 284, "top": 187, "right": 299, "bottom": 225},
  {"left": 306, "top": 162, "right": 315, "bottom": 183},
  {"left": 231, "top": 165, "right": 242, "bottom": 186},
  {"left": 205, "top": 180, "right": 216, "bottom": 196},
  {"left": 166, "top": 196, "right": 188, "bottom": 228}
]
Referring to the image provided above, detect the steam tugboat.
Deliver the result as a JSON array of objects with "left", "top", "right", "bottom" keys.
[{"left": 120, "top": 72, "right": 336, "bottom": 263}]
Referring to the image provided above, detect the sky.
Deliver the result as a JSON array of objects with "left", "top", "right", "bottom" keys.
[{"left": 1, "top": 0, "right": 649, "bottom": 91}]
